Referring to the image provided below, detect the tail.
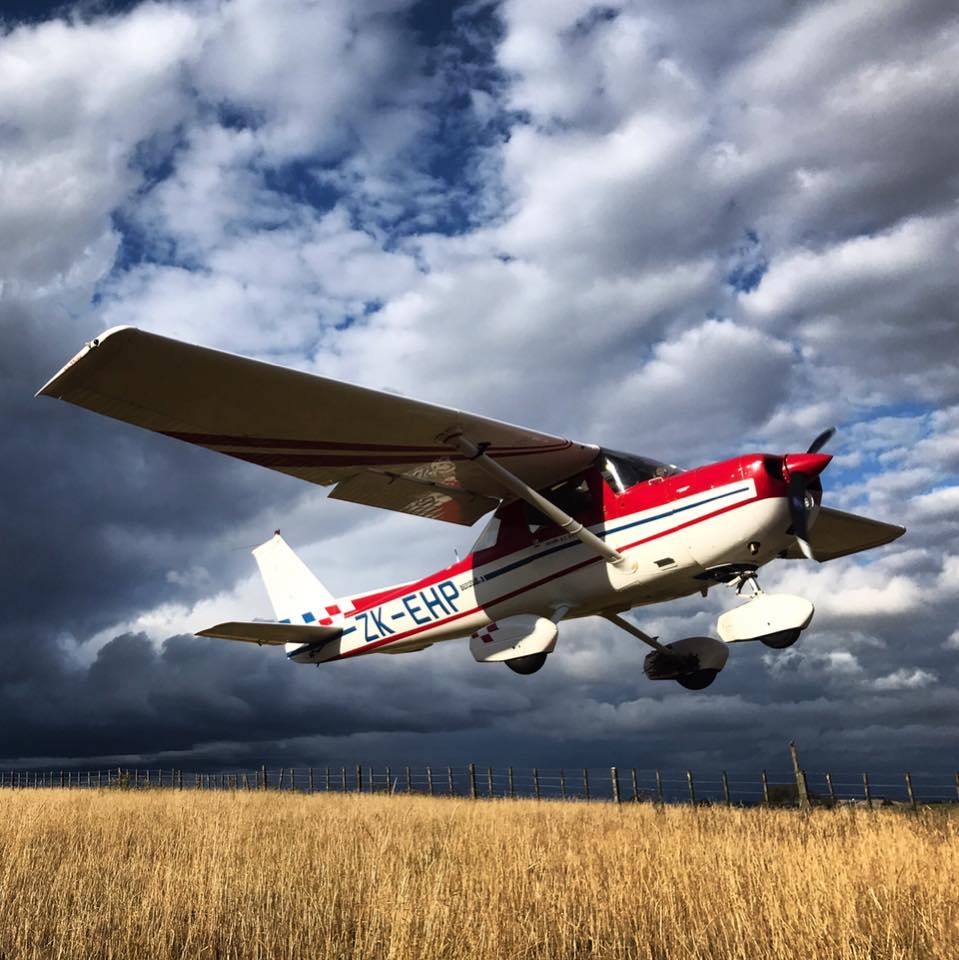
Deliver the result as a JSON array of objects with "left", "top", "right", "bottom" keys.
[{"left": 252, "top": 531, "right": 347, "bottom": 625}]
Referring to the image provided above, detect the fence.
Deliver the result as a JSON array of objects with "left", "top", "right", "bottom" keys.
[{"left": 1, "top": 743, "right": 957, "bottom": 809}]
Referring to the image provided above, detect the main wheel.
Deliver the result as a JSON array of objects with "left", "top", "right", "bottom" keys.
[
  {"left": 676, "top": 668, "right": 719, "bottom": 690},
  {"left": 760, "top": 628, "right": 802, "bottom": 649},
  {"left": 505, "top": 652, "right": 548, "bottom": 675}
]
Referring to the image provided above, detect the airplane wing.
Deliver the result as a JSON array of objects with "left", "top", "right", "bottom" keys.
[
  {"left": 38, "top": 327, "right": 599, "bottom": 525},
  {"left": 784, "top": 506, "right": 905, "bottom": 562},
  {"left": 196, "top": 620, "right": 342, "bottom": 645}
]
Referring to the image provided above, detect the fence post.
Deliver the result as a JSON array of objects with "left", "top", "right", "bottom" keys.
[
  {"left": 630, "top": 768, "right": 639, "bottom": 802},
  {"left": 655, "top": 769, "right": 664, "bottom": 805},
  {"left": 309, "top": 768, "right": 314, "bottom": 794},
  {"left": 560, "top": 768, "right": 567, "bottom": 801},
  {"left": 59, "top": 770, "right": 64, "bottom": 789},
  {"left": 863, "top": 772, "right": 873, "bottom": 810},
  {"left": 447, "top": 766, "right": 454, "bottom": 797},
  {"left": 686, "top": 770, "right": 696, "bottom": 805},
  {"left": 583, "top": 768, "right": 590, "bottom": 803},
  {"left": 611, "top": 767, "right": 621, "bottom": 805},
  {"left": 355, "top": 765, "right": 362, "bottom": 793},
  {"left": 468, "top": 763, "right": 477, "bottom": 800},
  {"left": 405, "top": 767, "right": 412, "bottom": 794},
  {"left": 788, "top": 741, "right": 811, "bottom": 811},
  {"left": 761, "top": 769, "right": 769, "bottom": 805},
  {"left": 427, "top": 766, "right": 434, "bottom": 796},
  {"left": 99, "top": 769, "right": 103, "bottom": 789},
  {"left": 722, "top": 770, "right": 731, "bottom": 807},
  {"left": 326, "top": 768, "right": 332, "bottom": 792},
  {"left": 825, "top": 772, "right": 835, "bottom": 805},
  {"left": 368, "top": 767, "right": 374, "bottom": 793},
  {"left": 533, "top": 768, "right": 541, "bottom": 800},
  {"left": 508, "top": 767, "right": 514, "bottom": 799},
  {"left": 341, "top": 767, "right": 347, "bottom": 792},
  {"left": 954, "top": 772, "right": 958, "bottom": 802},
  {"left": 487, "top": 767, "right": 494, "bottom": 799},
  {"left": 905, "top": 772, "right": 917, "bottom": 814},
  {"left": 386, "top": 766, "right": 393, "bottom": 795}
]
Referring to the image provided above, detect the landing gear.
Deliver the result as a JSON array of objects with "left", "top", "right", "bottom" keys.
[
  {"left": 505, "top": 652, "right": 548, "bottom": 675},
  {"left": 760, "top": 628, "right": 802, "bottom": 649},
  {"left": 603, "top": 613, "right": 729, "bottom": 691},
  {"left": 676, "top": 668, "right": 720, "bottom": 690}
]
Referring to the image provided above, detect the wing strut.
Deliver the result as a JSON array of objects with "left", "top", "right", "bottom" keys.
[
  {"left": 446, "top": 434, "right": 627, "bottom": 567},
  {"left": 602, "top": 612, "right": 674, "bottom": 654}
]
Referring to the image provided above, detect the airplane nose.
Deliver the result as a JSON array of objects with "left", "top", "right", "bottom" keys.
[{"left": 782, "top": 452, "right": 832, "bottom": 479}]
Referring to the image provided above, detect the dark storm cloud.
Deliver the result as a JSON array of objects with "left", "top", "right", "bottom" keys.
[{"left": 1, "top": 0, "right": 957, "bottom": 780}]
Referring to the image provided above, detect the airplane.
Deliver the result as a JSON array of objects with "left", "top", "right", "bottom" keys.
[{"left": 38, "top": 326, "right": 905, "bottom": 690}]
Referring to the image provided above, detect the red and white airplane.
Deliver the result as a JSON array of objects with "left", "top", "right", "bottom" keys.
[{"left": 39, "top": 327, "right": 905, "bottom": 690}]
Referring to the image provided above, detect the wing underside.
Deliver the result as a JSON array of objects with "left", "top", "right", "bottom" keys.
[
  {"left": 785, "top": 506, "right": 905, "bottom": 562},
  {"left": 38, "top": 327, "right": 598, "bottom": 526}
]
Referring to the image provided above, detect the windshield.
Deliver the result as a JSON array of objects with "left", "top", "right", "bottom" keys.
[{"left": 598, "top": 448, "right": 682, "bottom": 493}]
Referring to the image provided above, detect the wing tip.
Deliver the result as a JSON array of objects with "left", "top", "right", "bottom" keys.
[{"left": 35, "top": 325, "right": 138, "bottom": 398}]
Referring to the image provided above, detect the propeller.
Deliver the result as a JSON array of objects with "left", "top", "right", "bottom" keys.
[{"left": 783, "top": 428, "right": 836, "bottom": 561}]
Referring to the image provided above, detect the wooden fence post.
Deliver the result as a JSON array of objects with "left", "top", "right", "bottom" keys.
[
  {"left": 789, "top": 741, "right": 811, "bottom": 811},
  {"left": 309, "top": 768, "right": 314, "bottom": 794},
  {"left": 447, "top": 766, "right": 454, "bottom": 797},
  {"left": 326, "top": 768, "right": 332, "bottom": 792},
  {"left": 427, "top": 766, "right": 434, "bottom": 796},
  {"left": 761, "top": 769, "right": 769, "bottom": 805},
  {"left": 59, "top": 770, "right": 64, "bottom": 789},
  {"left": 468, "top": 763, "right": 477, "bottom": 799},
  {"left": 355, "top": 765, "right": 362, "bottom": 793},
  {"left": 722, "top": 770, "right": 731, "bottom": 806},
  {"left": 825, "top": 772, "right": 836, "bottom": 805},
  {"left": 368, "top": 767, "right": 374, "bottom": 793},
  {"left": 582, "top": 768, "right": 590, "bottom": 803},
  {"left": 630, "top": 768, "right": 638, "bottom": 802},
  {"left": 560, "top": 768, "right": 567, "bottom": 801},
  {"left": 686, "top": 770, "right": 696, "bottom": 805},
  {"left": 905, "top": 772, "right": 917, "bottom": 814},
  {"left": 405, "top": 767, "right": 412, "bottom": 794},
  {"left": 655, "top": 769, "right": 664, "bottom": 805},
  {"left": 341, "top": 767, "right": 347, "bottom": 792},
  {"left": 863, "top": 772, "right": 873, "bottom": 810},
  {"left": 508, "top": 767, "right": 514, "bottom": 799},
  {"left": 954, "top": 772, "right": 958, "bottom": 802},
  {"left": 533, "top": 768, "right": 541, "bottom": 800},
  {"left": 386, "top": 766, "right": 393, "bottom": 795},
  {"left": 486, "top": 767, "right": 494, "bottom": 799},
  {"left": 611, "top": 767, "right": 621, "bottom": 805}
]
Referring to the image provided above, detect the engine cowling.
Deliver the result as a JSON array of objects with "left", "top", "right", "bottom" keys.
[
  {"left": 470, "top": 615, "right": 558, "bottom": 666},
  {"left": 643, "top": 635, "right": 729, "bottom": 690}
]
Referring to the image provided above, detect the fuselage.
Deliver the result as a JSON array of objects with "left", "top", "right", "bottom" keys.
[{"left": 288, "top": 453, "right": 810, "bottom": 664}]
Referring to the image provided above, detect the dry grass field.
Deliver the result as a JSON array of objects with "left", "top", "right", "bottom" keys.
[{"left": 0, "top": 790, "right": 955, "bottom": 959}]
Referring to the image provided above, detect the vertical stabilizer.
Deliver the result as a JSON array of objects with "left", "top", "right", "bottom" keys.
[{"left": 252, "top": 532, "right": 344, "bottom": 624}]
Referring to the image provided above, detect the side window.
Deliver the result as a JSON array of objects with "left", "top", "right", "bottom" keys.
[{"left": 525, "top": 476, "right": 593, "bottom": 536}]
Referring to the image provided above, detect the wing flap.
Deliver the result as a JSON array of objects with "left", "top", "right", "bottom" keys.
[
  {"left": 39, "top": 327, "right": 598, "bottom": 524},
  {"left": 196, "top": 620, "right": 342, "bottom": 646},
  {"left": 329, "top": 471, "right": 498, "bottom": 525},
  {"left": 785, "top": 507, "right": 905, "bottom": 562}
]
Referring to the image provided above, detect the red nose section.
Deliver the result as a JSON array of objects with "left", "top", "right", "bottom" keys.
[{"left": 783, "top": 452, "right": 832, "bottom": 479}]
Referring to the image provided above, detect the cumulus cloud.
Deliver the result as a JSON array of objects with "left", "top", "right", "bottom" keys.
[{"left": 2, "top": 0, "right": 958, "bottom": 776}]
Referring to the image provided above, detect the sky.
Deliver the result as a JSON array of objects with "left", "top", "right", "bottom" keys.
[{"left": 1, "top": 0, "right": 957, "bottom": 786}]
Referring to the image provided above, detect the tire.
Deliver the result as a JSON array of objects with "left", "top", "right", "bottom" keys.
[
  {"left": 505, "top": 652, "right": 548, "bottom": 675},
  {"left": 760, "top": 628, "right": 802, "bottom": 650},
  {"left": 676, "top": 668, "right": 719, "bottom": 690}
]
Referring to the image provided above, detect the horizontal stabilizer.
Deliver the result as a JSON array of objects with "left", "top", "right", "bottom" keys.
[
  {"left": 196, "top": 621, "right": 342, "bottom": 646},
  {"left": 784, "top": 506, "right": 905, "bottom": 562}
]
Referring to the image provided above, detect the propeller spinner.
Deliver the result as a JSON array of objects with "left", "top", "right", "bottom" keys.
[{"left": 782, "top": 429, "right": 836, "bottom": 560}]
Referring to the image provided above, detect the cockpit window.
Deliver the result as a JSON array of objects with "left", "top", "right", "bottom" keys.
[
  {"left": 598, "top": 448, "right": 681, "bottom": 494},
  {"left": 524, "top": 476, "right": 592, "bottom": 534}
]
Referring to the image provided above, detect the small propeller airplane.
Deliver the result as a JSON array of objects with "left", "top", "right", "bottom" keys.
[{"left": 39, "top": 327, "right": 905, "bottom": 689}]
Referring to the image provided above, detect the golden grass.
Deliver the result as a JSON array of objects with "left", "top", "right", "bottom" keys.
[{"left": 0, "top": 790, "right": 956, "bottom": 959}]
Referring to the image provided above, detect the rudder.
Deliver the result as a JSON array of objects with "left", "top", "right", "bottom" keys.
[{"left": 252, "top": 531, "right": 344, "bottom": 624}]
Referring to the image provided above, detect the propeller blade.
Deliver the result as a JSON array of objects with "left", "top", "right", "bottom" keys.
[
  {"left": 807, "top": 426, "right": 836, "bottom": 454},
  {"left": 787, "top": 472, "right": 815, "bottom": 561}
]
